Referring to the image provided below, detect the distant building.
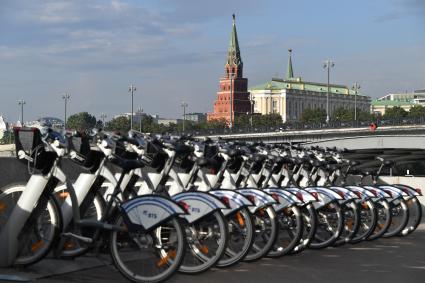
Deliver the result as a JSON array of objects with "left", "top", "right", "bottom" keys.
[
  {"left": 249, "top": 50, "right": 371, "bottom": 122},
  {"left": 371, "top": 90, "right": 425, "bottom": 115},
  {"left": 156, "top": 118, "right": 182, "bottom": 126},
  {"left": 116, "top": 111, "right": 149, "bottom": 124},
  {"left": 185, "top": 113, "right": 206, "bottom": 123},
  {"left": 207, "top": 15, "right": 251, "bottom": 123}
]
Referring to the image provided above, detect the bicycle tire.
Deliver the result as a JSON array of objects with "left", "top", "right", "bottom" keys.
[
  {"left": 244, "top": 206, "right": 278, "bottom": 261},
  {"left": 216, "top": 208, "right": 254, "bottom": 267},
  {"left": 268, "top": 205, "right": 303, "bottom": 257},
  {"left": 310, "top": 201, "right": 344, "bottom": 249},
  {"left": 110, "top": 215, "right": 186, "bottom": 283}
]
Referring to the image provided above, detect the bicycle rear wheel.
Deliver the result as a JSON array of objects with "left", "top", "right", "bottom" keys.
[{"left": 110, "top": 215, "right": 186, "bottom": 283}]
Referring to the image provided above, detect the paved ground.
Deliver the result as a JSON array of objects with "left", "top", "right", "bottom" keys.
[{"left": 1, "top": 226, "right": 424, "bottom": 283}]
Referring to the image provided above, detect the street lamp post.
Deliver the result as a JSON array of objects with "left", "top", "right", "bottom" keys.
[
  {"left": 17, "top": 99, "right": 26, "bottom": 125},
  {"left": 62, "top": 93, "right": 71, "bottom": 128},
  {"left": 352, "top": 83, "right": 361, "bottom": 127},
  {"left": 128, "top": 84, "right": 137, "bottom": 130},
  {"left": 323, "top": 60, "right": 335, "bottom": 124},
  {"left": 100, "top": 113, "right": 107, "bottom": 128},
  {"left": 181, "top": 102, "right": 188, "bottom": 132},
  {"left": 137, "top": 106, "right": 143, "bottom": 132}
]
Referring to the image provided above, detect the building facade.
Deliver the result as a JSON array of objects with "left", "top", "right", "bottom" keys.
[
  {"left": 207, "top": 15, "right": 251, "bottom": 123},
  {"left": 185, "top": 113, "right": 206, "bottom": 123},
  {"left": 249, "top": 50, "right": 371, "bottom": 122},
  {"left": 371, "top": 90, "right": 425, "bottom": 115}
]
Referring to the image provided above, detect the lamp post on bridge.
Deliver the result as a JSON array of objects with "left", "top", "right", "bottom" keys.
[
  {"left": 128, "top": 84, "right": 137, "bottom": 130},
  {"left": 352, "top": 83, "right": 361, "bottom": 127},
  {"left": 62, "top": 93, "right": 71, "bottom": 129},
  {"left": 323, "top": 60, "right": 335, "bottom": 125},
  {"left": 17, "top": 99, "right": 26, "bottom": 126},
  {"left": 100, "top": 113, "right": 107, "bottom": 128},
  {"left": 181, "top": 102, "right": 188, "bottom": 132}
]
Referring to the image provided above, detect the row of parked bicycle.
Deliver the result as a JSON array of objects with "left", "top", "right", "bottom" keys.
[{"left": 0, "top": 126, "right": 422, "bottom": 282}]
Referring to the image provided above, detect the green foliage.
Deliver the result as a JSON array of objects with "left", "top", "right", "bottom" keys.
[
  {"left": 332, "top": 107, "right": 353, "bottom": 122},
  {"left": 408, "top": 105, "right": 425, "bottom": 118},
  {"left": 105, "top": 116, "right": 131, "bottom": 133},
  {"left": 234, "top": 113, "right": 282, "bottom": 128},
  {"left": 0, "top": 131, "right": 14, "bottom": 145},
  {"left": 383, "top": 106, "right": 408, "bottom": 119},
  {"left": 301, "top": 108, "right": 326, "bottom": 123},
  {"left": 67, "top": 112, "right": 97, "bottom": 130}
]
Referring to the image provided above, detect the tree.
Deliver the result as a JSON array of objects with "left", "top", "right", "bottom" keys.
[
  {"left": 383, "top": 106, "right": 408, "bottom": 120},
  {"left": 331, "top": 107, "right": 353, "bottom": 122},
  {"left": 301, "top": 108, "right": 326, "bottom": 123},
  {"left": 67, "top": 112, "right": 97, "bottom": 130},
  {"left": 408, "top": 105, "right": 425, "bottom": 118},
  {"left": 105, "top": 116, "right": 130, "bottom": 133}
]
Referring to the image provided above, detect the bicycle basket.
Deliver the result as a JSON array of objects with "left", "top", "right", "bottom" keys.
[
  {"left": 68, "top": 135, "right": 104, "bottom": 171},
  {"left": 14, "top": 127, "right": 43, "bottom": 158}
]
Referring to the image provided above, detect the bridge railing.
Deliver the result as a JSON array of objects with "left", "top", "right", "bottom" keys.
[{"left": 178, "top": 117, "right": 425, "bottom": 137}]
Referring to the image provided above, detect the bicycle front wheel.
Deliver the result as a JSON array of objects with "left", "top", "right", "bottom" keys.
[
  {"left": 310, "top": 201, "right": 344, "bottom": 249},
  {"left": 383, "top": 198, "right": 409, "bottom": 237},
  {"left": 0, "top": 183, "right": 62, "bottom": 267},
  {"left": 179, "top": 210, "right": 228, "bottom": 274},
  {"left": 368, "top": 199, "right": 391, "bottom": 240},
  {"left": 400, "top": 196, "right": 422, "bottom": 236},
  {"left": 216, "top": 208, "right": 254, "bottom": 267},
  {"left": 244, "top": 206, "right": 278, "bottom": 261},
  {"left": 268, "top": 205, "right": 303, "bottom": 257},
  {"left": 110, "top": 216, "right": 186, "bottom": 283}
]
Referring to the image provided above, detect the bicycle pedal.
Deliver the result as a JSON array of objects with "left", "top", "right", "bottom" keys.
[{"left": 61, "top": 232, "right": 94, "bottom": 244}]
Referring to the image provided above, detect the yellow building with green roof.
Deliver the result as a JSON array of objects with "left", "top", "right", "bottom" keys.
[
  {"left": 249, "top": 50, "right": 371, "bottom": 122},
  {"left": 371, "top": 90, "right": 425, "bottom": 115}
]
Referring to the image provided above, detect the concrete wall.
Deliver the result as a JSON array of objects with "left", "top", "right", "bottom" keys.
[{"left": 0, "top": 157, "right": 84, "bottom": 188}]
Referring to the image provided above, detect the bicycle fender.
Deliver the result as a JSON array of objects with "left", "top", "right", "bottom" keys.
[
  {"left": 345, "top": 186, "right": 375, "bottom": 200},
  {"left": 362, "top": 185, "right": 392, "bottom": 199},
  {"left": 237, "top": 188, "right": 276, "bottom": 213},
  {"left": 329, "top": 186, "right": 359, "bottom": 200},
  {"left": 264, "top": 188, "right": 297, "bottom": 212},
  {"left": 393, "top": 184, "right": 422, "bottom": 196},
  {"left": 305, "top": 187, "right": 342, "bottom": 208},
  {"left": 209, "top": 189, "right": 253, "bottom": 216},
  {"left": 172, "top": 192, "right": 226, "bottom": 223},
  {"left": 284, "top": 187, "right": 317, "bottom": 204},
  {"left": 121, "top": 195, "right": 185, "bottom": 231},
  {"left": 378, "top": 185, "right": 408, "bottom": 198}
]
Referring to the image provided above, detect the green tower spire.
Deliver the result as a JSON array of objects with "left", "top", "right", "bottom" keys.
[
  {"left": 286, "top": 48, "right": 294, "bottom": 80},
  {"left": 226, "top": 14, "right": 242, "bottom": 66}
]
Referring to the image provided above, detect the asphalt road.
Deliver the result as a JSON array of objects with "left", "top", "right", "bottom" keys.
[{"left": 1, "top": 226, "right": 423, "bottom": 283}]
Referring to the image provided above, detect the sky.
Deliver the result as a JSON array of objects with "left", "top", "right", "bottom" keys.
[{"left": 0, "top": 0, "right": 424, "bottom": 122}]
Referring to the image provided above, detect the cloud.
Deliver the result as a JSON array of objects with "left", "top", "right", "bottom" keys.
[{"left": 374, "top": 0, "right": 425, "bottom": 22}]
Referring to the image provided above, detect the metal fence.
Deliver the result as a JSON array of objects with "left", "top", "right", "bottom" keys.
[{"left": 175, "top": 117, "right": 425, "bottom": 136}]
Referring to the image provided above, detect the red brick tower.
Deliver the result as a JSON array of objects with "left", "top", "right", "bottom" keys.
[{"left": 207, "top": 14, "right": 251, "bottom": 124}]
